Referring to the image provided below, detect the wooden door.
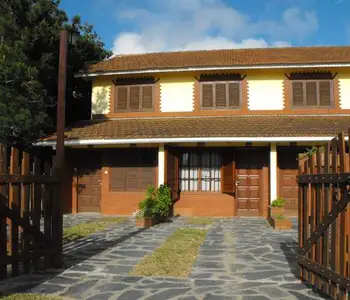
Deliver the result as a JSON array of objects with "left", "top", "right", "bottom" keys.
[
  {"left": 77, "top": 152, "right": 101, "bottom": 213},
  {"left": 278, "top": 148, "right": 300, "bottom": 216},
  {"left": 236, "top": 150, "right": 263, "bottom": 216}
]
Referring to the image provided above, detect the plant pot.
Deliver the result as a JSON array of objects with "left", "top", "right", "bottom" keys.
[
  {"left": 273, "top": 218, "right": 292, "bottom": 230},
  {"left": 270, "top": 207, "right": 285, "bottom": 217},
  {"left": 135, "top": 218, "right": 158, "bottom": 228}
]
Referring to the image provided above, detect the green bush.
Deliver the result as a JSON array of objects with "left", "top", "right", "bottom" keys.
[
  {"left": 136, "top": 185, "right": 172, "bottom": 219},
  {"left": 271, "top": 197, "right": 286, "bottom": 207}
]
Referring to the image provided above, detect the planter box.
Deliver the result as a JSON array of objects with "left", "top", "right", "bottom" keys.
[
  {"left": 135, "top": 218, "right": 158, "bottom": 228},
  {"left": 270, "top": 207, "right": 285, "bottom": 217},
  {"left": 272, "top": 218, "right": 292, "bottom": 230}
]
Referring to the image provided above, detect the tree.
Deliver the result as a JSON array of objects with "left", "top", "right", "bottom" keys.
[{"left": 0, "top": 0, "right": 112, "bottom": 146}]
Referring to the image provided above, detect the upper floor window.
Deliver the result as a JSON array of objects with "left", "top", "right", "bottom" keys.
[
  {"left": 113, "top": 77, "right": 155, "bottom": 112},
  {"left": 199, "top": 74, "right": 243, "bottom": 110},
  {"left": 289, "top": 73, "right": 334, "bottom": 108}
]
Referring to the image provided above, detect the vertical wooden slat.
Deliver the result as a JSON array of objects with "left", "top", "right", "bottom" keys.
[
  {"left": 315, "top": 148, "right": 323, "bottom": 290},
  {"left": 21, "top": 152, "right": 31, "bottom": 274},
  {"left": 303, "top": 159, "right": 310, "bottom": 282},
  {"left": 338, "top": 132, "right": 347, "bottom": 300},
  {"left": 330, "top": 137, "right": 339, "bottom": 299},
  {"left": 33, "top": 156, "right": 42, "bottom": 268},
  {"left": 9, "top": 147, "right": 20, "bottom": 277},
  {"left": 309, "top": 152, "right": 317, "bottom": 286},
  {"left": 298, "top": 157, "right": 306, "bottom": 281},
  {"left": 322, "top": 142, "right": 331, "bottom": 294},
  {"left": 347, "top": 129, "right": 350, "bottom": 292},
  {"left": 43, "top": 160, "right": 52, "bottom": 267},
  {"left": 0, "top": 144, "right": 8, "bottom": 280}
]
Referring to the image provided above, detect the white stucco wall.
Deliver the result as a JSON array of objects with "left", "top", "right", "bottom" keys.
[
  {"left": 160, "top": 77, "right": 194, "bottom": 112},
  {"left": 339, "top": 76, "right": 350, "bottom": 109},
  {"left": 91, "top": 79, "right": 111, "bottom": 115},
  {"left": 248, "top": 76, "right": 284, "bottom": 110}
]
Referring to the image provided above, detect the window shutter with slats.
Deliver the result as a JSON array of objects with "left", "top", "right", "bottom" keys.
[
  {"left": 228, "top": 82, "right": 240, "bottom": 108},
  {"left": 110, "top": 167, "right": 126, "bottom": 191},
  {"left": 319, "top": 81, "right": 332, "bottom": 107},
  {"left": 116, "top": 87, "right": 128, "bottom": 111},
  {"left": 202, "top": 84, "right": 214, "bottom": 108},
  {"left": 292, "top": 82, "right": 304, "bottom": 107},
  {"left": 305, "top": 81, "right": 317, "bottom": 106},
  {"left": 215, "top": 83, "right": 226, "bottom": 107},
  {"left": 142, "top": 85, "right": 153, "bottom": 110},
  {"left": 130, "top": 86, "right": 140, "bottom": 110}
]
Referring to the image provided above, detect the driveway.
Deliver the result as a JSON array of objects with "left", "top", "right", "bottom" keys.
[{"left": 0, "top": 216, "right": 326, "bottom": 299}]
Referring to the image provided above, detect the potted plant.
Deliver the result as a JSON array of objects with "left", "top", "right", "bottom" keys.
[
  {"left": 272, "top": 214, "right": 292, "bottom": 230},
  {"left": 134, "top": 185, "right": 172, "bottom": 228},
  {"left": 270, "top": 197, "right": 286, "bottom": 217}
]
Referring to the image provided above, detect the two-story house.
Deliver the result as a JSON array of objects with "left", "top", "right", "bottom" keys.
[{"left": 38, "top": 46, "right": 350, "bottom": 217}]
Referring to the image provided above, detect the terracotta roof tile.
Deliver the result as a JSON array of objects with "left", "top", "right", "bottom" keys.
[
  {"left": 44, "top": 115, "right": 350, "bottom": 141},
  {"left": 86, "top": 46, "right": 350, "bottom": 74}
]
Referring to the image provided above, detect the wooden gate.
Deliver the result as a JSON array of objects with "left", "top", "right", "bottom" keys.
[
  {"left": 298, "top": 131, "right": 350, "bottom": 299},
  {"left": 0, "top": 144, "right": 61, "bottom": 280}
]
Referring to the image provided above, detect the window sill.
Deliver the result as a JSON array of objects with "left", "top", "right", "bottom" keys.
[{"left": 180, "top": 191, "right": 222, "bottom": 195}]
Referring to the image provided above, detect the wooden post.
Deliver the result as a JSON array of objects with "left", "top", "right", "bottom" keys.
[{"left": 52, "top": 30, "right": 68, "bottom": 267}]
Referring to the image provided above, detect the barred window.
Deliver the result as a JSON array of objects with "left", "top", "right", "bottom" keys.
[{"left": 179, "top": 152, "right": 221, "bottom": 192}]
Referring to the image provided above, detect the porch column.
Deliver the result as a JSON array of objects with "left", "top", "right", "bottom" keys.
[
  {"left": 158, "top": 144, "right": 165, "bottom": 186},
  {"left": 270, "top": 142, "right": 278, "bottom": 203}
]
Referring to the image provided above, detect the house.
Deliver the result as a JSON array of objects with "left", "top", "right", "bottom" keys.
[{"left": 38, "top": 46, "right": 350, "bottom": 217}]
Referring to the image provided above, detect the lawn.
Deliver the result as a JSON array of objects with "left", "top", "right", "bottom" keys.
[
  {"left": 63, "top": 217, "right": 126, "bottom": 243},
  {"left": 0, "top": 294, "right": 62, "bottom": 300},
  {"left": 185, "top": 217, "right": 214, "bottom": 225},
  {"left": 130, "top": 228, "right": 207, "bottom": 277}
]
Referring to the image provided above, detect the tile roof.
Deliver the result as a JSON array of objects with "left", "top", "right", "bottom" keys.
[
  {"left": 43, "top": 115, "right": 350, "bottom": 141},
  {"left": 85, "top": 46, "right": 350, "bottom": 74}
]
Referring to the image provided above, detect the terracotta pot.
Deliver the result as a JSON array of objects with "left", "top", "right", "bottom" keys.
[
  {"left": 273, "top": 218, "right": 292, "bottom": 230},
  {"left": 270, "top": 207, "right": 285, "bottom": 217},
  {"left": 135, "top": 218, "right": 158, "bottom": 228}
]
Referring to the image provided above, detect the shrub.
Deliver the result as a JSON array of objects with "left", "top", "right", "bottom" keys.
[
  {"left": 271, "top": 197, "right": 286, "bottom": 207},
  {"left": 136, "top": 185, "right": 172, "bottom": 219}
]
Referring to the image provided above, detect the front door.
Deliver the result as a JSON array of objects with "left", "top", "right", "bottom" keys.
[
  {"left": 235, "top": 150, "right": 264, "bottom": 216},
  {"left": 77, "top": 152, "right": 101, "bottom": 213}
]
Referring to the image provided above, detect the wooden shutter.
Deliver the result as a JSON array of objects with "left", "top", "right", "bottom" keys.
[
  {"left": 165, "top": 148, "right": 179, "bottom": 200},
  {"left": 228, "top": 82, "right": 240, "bottom": 108},
  {"left": 139, "top": 166, "right": 156, "bottom": 190},
  {"left": 110, "top": 167, "right": 126, "bottom": 191},
  {"left": 142, "top": 85, "right": 153, "bottom": 110},
  {"left": 221, "top": 151, "right": 235, "bottom": 194},
  {"left": 319, "top": 81, "right": 332, "bottom": 107},
  {"left": 305, "top": 81, "right": 317, "bottom": 106},
  {"left": 215, "top": 83, "right": 226, "bottom": 107},
  {"left": 202, "top": 84, "right": 214, "bottom": 108},
  {"left": 292, "top": 82, "right": 304, "bottom": 107},
  {"left": 116, "top": 87, "right": 128, "bottom": 111},
  {"left": 125, "top": 167, "right": 139, "bottom": 191},
  {"left": 130, "top": 86, "right": 140, "bottom": 110}
]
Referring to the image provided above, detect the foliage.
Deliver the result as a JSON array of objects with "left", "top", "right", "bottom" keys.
[
  {"left": 0, "top": 0, "right": 112, "bottom": 146},
  {"left": 130, "top": 228, "right": 207, "bottom": 277},
  {"left": 298, "top": 146, "right": 325, "bottom": 160},
  {"left": 0, "top": 294, "right": 62, "bottom": 300},
  {"left": 271, "top": 197, "right": 286, "bottom": 207},
  {"left": 63, "top": 217, "right": 126, "bottom": 243},
  {"left": 185, "top": 217, "right": 213, "bottom": 225},
  {"left": 136, "top": 185, "right": 172, "bottom": 219}
]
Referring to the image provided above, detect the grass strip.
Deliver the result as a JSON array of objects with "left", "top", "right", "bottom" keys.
[
  {"left": 185, "top": 217, "right": 213, "bottom": 225},
  {"left": 130, "top": 228, "right": 207, "bottom": 277},
  {"left": 63, "top": 217, "right": 126, "bottom": 243},
  {"left": 0, "top": 294, "right": 62, "bottom": 300}
]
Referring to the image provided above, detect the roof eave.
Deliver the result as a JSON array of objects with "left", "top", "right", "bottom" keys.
[{"left": 75, "top": 62, "right": 350, "bottom": 78}]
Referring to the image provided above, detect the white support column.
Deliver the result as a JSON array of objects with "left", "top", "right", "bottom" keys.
[
  {"left": 158, "top": 144, "right": 165, "bottom": 186},
  {"left": 270, "top": 142, "right": 278, "bottom": 203}
]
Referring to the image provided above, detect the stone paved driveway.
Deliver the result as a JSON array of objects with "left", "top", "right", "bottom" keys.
[{"left": 0, "top": 216, "right": 328, "bottom": 299}]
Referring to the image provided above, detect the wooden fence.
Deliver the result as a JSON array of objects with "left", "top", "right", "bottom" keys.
[
  {"left": 298, "top": 131, "right": 350, "bottom": 299},
  {"left": 0, "top": 144, "right": 62, "bottom": 280}
]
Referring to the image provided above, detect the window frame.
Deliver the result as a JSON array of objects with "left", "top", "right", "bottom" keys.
[
  {"left": 179, "top": 151, "right": 222, "bottom": 192},
  {"left": 290, "top": 79, "right": 334, "bottom": 109},
  {"left": 115, "top": 84, "right": 155, "bottom": 113},
  {"left": 200, "top": 80, "right": 242, "bottom": 110}
]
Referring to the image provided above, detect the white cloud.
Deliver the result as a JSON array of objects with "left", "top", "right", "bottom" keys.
[{"left": 112, "top": 0, "right": 318, "bottom": 54}]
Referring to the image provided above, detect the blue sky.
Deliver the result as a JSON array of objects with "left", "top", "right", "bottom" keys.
[{"left": 59, "top": 0, "right": 350, "bottom": 54}]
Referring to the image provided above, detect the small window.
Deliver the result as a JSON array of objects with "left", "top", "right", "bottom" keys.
[
  {"left": 291, "top": 80, "right": 333, "bottom": 108},
  {"left": 201, "top": 82, "right": 241, "bottom": 109},
  {"left": 115, "top": 84, "right": 154, "bottom": 112},
  {"left": 179, "top": 152, "right": 221, "bottom": 192}
]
